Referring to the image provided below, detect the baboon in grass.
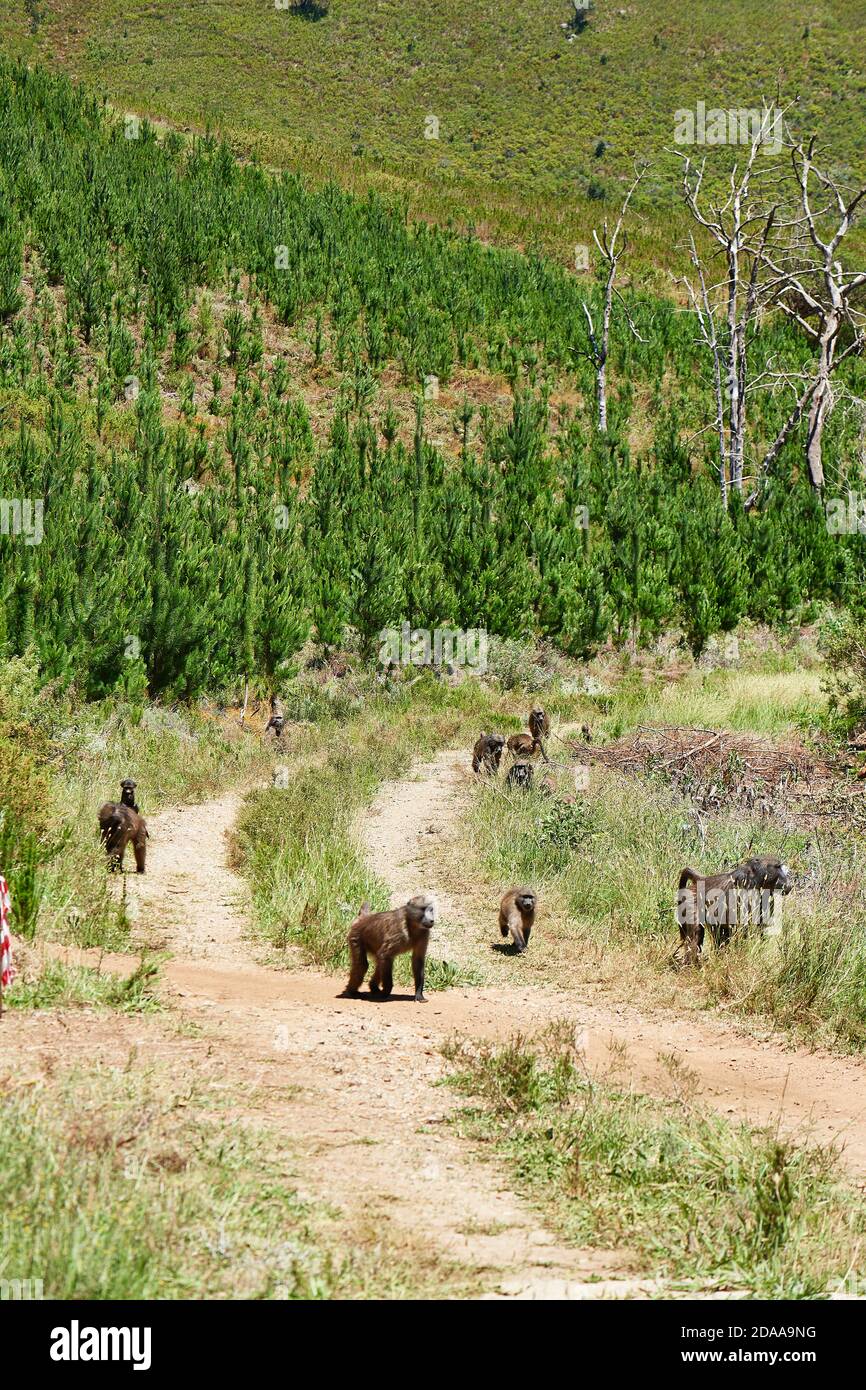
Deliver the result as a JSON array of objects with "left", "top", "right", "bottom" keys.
[
  {"left": 265, "top": 697, "right": 286, "bottom": 738},
  {"left": 119, "top": 779, "right": 140, "bottom": 813},
  {"left": 473, "top": 732, "right": 505, "bottom": 775},
  {"left": 507, "top": 732, "right": 539, "bottom": 759},
  {"left": 676, "top": 856, "right": 793, "bottom": 965},
  {"left": 499, "top": 887, "right": 537, "bottom": 953},
  {"left": 98, "top": 802, "right": 148, "bottom": 873},
  {"left": 528, "top": 706, "right": 550, "bottom": 761},
  {"left": 506, "top": 762, "right": 534, "bottom": 791},
  {"left": 341, "top": 894, "right": 436, "bottom": 1002}
]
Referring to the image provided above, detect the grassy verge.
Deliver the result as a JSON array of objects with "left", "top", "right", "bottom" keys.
[
  {"left": 0, "top": 1061, "right": 465, "bottom": 1299},
  {"left": 460, "top": 654, "right": 866, "bottom": 1050},
  {"left": 444, "top": 1025, "right": 866, "bottom": 1298},
  {"left": 5, "top": 955, "right": 164, "bottom": 1014}
]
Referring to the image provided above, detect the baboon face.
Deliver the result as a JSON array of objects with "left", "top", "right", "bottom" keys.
[
  {"left": 739, "top": 856, "right": 793, "bottom": 894},
  {"left": 407, "top": 894, "right": 436, "bottom": 930},
  {"left": 515, "top": 891, "right": 536, "bottom": 916},
  {"left": 121, "top": 779, "right": 137, "bottom": 794},
  {"left": 487, "top": 734, "right": 505, "bottom": 753}
]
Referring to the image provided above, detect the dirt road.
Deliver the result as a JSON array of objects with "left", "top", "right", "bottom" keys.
[{"left": 28, "top": 750, "right": 866, "bottom": 1297}]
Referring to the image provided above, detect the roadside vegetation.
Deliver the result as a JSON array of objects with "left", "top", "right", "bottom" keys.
[
  {"left": 444, "top": 1023, "right": 866, "bottom": 1298},
  {"left": 0, "top": 1062, "right": 464, "bottom": 1298}
]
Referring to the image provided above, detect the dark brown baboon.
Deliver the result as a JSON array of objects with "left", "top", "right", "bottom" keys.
[
  {"left": 98, "top": 802, "right": 148, "bottom": 873},
  {"left": 499, "top": 887, "right": 537, "bottom": 953},
  {"left": 506, "top": 762, "right": 534, "bottom": 791},
  {"left": 676, "top": 856, "right": 792, "bottom": 966},
  {"left": 507, "top": 732, "right": 540, "bottom": 758},
  {"left": 529, "top": 706, "right": 551, "bottom": 762},
  {"left": 579, "top": 723, "right": 592, "bottom": 743},
  {"left": 264, "top": 696, "right": 286, "bottom": 738},
  {"left": 341, "top": 894, "right": 436, "bottom": 1002},
  {"left": 119, "top": 779, "right": 139, "bottom": 813},
  {"left": 472, "top": 732, "right": 505, "bottom": 775}
]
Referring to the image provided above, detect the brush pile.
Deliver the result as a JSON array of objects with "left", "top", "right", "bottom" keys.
[{"left": 575, "top": 725, "right": 841, "bottom": 817}]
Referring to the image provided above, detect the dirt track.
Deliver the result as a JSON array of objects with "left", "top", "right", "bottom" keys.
[{"left": 21, "top": 751, "right": 866, "bottom": 1297}]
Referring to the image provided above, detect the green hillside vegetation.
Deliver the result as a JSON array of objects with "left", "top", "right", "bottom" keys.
[
  {"left": 0, "top": 61, "right": 864, "bottom": 708},
  {"left": 1, "top": 1, "right": 865, "bottom": 270}
]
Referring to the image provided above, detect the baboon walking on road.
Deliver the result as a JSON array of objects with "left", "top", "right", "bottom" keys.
[
  {"left": 499, "top": 887, "right": 537, "bottom": 953},
  {"left": 341, "top": 894, "right": 436, "bottom": 1002},
  {"left": 98, "top": 802, "right": 148, "bottom": 873}
]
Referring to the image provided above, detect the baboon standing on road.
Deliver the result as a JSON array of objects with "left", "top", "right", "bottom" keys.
[
  {"left": 98, "top": 802, "right": 148, "bottom": 873},
  {"left": 341, "top": 894, "right": 436, "bottom": 1002},
  {"left": 499, "top": 887, "right": 537, "bottom": 953}
]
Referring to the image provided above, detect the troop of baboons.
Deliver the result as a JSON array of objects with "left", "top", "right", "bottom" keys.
[{"left": 93, "top": 707, "right": 795, "bottom": 998}]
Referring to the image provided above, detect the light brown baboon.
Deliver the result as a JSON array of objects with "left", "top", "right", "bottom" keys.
[
  {"left": 472, "top": 732, "right": 505, "bottom": 775},
  {"left": 529, "top": 706, "right": 550, "bottom": 762},
  {"left": 264, "top": 696, "right": 286, "bottom": 738},
  {"left": 677, "top": 856, "right": 793, "bottom": 966},
  {"left": 499, "top": 887, "right": 537, "bottom": 953},
  {"left": 507, "top": 732, "right": 540, "bottom": 758},
  {"left": 506, "top": 762, "right": 534, "bottom": 791},
  {"left": 98, "top": 802, "right": 148, "bottom": 873},
  {"left": 341, "top": 894, "right": 436, "bottom": 1002},
  {"left": 120, "top": 778, "right": 139, "bottom": 812}
]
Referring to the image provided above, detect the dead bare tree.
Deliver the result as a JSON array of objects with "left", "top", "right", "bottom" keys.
[
  {"left": 749, "top": 137, "right": 866, "bottom": 494},
  {"left": 679, "top": 110, "right": 866, "bottom": 504},
  {"left": 678, "top": 109, "right": 787, "bottom": 501},
  {"left": 579, "top": 165, "right": 647, "bottom": 433}
]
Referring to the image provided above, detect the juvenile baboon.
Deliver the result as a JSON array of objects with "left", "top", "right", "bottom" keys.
[
  {"left": 506, "top": 761, "right": 534, "bottom": 791},
  {"left": 341, "top": 894, "right": 436, "bottom": 1002},
  {"left": 265, "top": 696, "right": 286, "bottom": 738},
  {"left": 499, "top": 887, "right": 537, "bottom": 953},
  {"left": 677, "top": 856, "right": 793, "bottom": 965},
  {"left": 98, "top": 802, "right": 148, "bottom": 873},
  {"left": 579, "top": 723, "right": 592, "bottom": 743},
  {"left": 507, "top": 732, "right": 539, "bottom": 758},
  {"left": 119, "top": 778, "right": 139, "bottom": 813},
  {"left": 472, "top": 732, "right": 505, "bottom": 775}
]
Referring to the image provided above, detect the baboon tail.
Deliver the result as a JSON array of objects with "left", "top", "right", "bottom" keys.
[{"left": 679, "top": 866, "right": 699, "bottom": 889}]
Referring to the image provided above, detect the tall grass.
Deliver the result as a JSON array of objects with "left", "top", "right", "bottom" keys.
[
  {"left": 445, "top": 1025, "right": 866, "bottom": 1296},
  {"left": 0, "top": 1064, "right": 455, "bottom": 1299}
]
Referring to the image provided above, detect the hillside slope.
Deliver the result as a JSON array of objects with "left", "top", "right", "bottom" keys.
[{"left": 2, "top": 0, "right": 865, "bottom": 267}]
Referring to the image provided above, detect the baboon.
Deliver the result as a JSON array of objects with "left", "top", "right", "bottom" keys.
[
  {"left": 472, "top": 732, "right": 505, "bottom": 775},
  {"left": 677, "top": 856, "right": 793, "bottom": 965},
  {"left": 98, "top": 802, "right": 148, "bottom": 873},
  {"left": 265, "top": 696, "right": 286, "bottom": 738},
  {"left": 499, "top": 887, "right": 537, "bottom": 953},
  {"left": 528, "top": 706, "right": 549, "bottom": 740},
  {"left": 579, "top": 723, "right": 592, "bottom": 743},
  {"left": 529, "top": 706, "right": 550, "bottom": 762},
  {"left": 341, "top": 894, "right": 436, "bottom": 1002},
  {"left": 506, "top": 761, "right": 534, "bottom": 791},
  {"left": 119, "top": 778, "right": 139, "bottom": 813},
  {"left": 507, "top": 732, "right": 539, "bottom": 758}
]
